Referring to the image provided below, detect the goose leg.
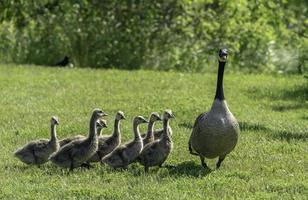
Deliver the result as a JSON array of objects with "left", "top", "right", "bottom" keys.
[
  {"left": 200, "top": 156, "right": 208, "bottom": 169},
  {"left": 216, "top": 155, "right": 226, "bottom": 169}
]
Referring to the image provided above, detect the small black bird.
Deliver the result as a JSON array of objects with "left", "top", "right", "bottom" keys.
[{"left": 55, "top": 56, "right": 69, "bottom": 67}]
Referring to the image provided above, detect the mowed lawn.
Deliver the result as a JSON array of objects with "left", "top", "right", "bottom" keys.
[{"left": 0, "top": 64, "right": 307, "bottom": 199}]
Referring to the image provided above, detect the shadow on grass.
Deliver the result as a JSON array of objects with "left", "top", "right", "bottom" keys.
[
  {"left": 239, "top": 121, "right": 269, "bottom": 132},
  {"left": 271, "top": 103, "right": 307, "bottom": 112},
  {"left": 178, "top": 122, "right": 193, "bottom": 129},
  {"left": 270, "top": 130, "right": 308, "bottom": 142},
  {"left": 165, "top": 161, "right": 212, "bottom": 177},
  {"left": 246, "top": 82, "right": 308, "bottom": 103}
]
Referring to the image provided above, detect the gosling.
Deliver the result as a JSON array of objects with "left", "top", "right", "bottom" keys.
[
  {"left": 14, "top": 116, "right": 60, "bottom": 165},
  {"left": 101, "top": 116, "right": 148, "bottom": 169}
]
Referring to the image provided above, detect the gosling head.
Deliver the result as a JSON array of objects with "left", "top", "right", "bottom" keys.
[
  {"left": 51, "top": 116, "right": 59, "bottom": 125},
  {"left": 96, "top": 119, "right": 108, "bottom": 129},
  {"left": 218, "top": 48, "right": 228, "bottom": 62},
  {"left": 163, "top": 109, "right": 175, "bottom": 120},
  {"left": 134, "top": 116, "right": 149, "bottom": 125},
  {"left": 92, "top": 108, "right": 108, "bottom": 120},
  {"left": 149, "top": 112, "right": 162, "bottom": 122},
  {"left": 116, "top": 111, "right": 126, "bottom": 121}
]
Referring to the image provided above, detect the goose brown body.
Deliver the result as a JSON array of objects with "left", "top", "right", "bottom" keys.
[{"left": 189, "top": 49, "right": 239, "bottom": 168}]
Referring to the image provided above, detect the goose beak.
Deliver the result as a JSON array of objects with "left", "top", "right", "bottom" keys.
[
  {"left": 171, "top": 114, "right": 175, "bottom": 119},
  {"left": 144, "top": 119, "right": 149, "bottom": 123},
  {"left": 55, "top": 121, "right": 59, "bottom": 125}
]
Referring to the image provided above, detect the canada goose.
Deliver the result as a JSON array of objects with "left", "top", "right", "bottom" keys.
[
  {"left": 14, "top": 117, "right": 60, "bottom": 165},
  {"left": 101, "top": 116, "right": 148, "bottom": 169},
  {"left": 137, "top": 110, "right": 175, "bottom": 172},
  {"left": 87, "top": 111, "right": 125, "bottom": 163},
  {"left": 188, "top": 49, "right": 240, "bottom": 169},
  {"left": 49, "top": 109, "right": 107, "bottom": 170},
  {"left": 59, "top": 119, "right": 107, "bottom": 147},
  {"left": 142, "top": 112, "right": 162, "bottom": 146}
]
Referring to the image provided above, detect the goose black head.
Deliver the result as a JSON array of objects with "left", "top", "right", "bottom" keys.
[
  {"left": 116, "top": 111, "right": 126, "bottom": 120},
  {"left": 218, "top": 49, "right": 228, "bottom": 62},
  {"left": 150, "top": 112, "right": 162, "bottom": 122},
  {"left": 96, "top": 119, "right": 108, "bottom": 128},
  {"left": 51, "top": 116, "right": 59, "bottom": 125},
  {"left": 134, "top": 116, "right": 149, "bottom": 125},
  {"left": 163, "top": 109, "right": 175, "bottom": 119},
  {"left": 92, "top": 108, "right": 108, "bottom": 119}
]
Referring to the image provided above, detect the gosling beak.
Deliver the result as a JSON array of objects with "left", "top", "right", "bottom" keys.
[{"left": 100, "top": 112, "right": 108, "bottom": 117}]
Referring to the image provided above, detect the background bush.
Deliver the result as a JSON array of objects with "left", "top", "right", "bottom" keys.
[{"left": 0, "top": 0, "right": 307, "bottom": 73}]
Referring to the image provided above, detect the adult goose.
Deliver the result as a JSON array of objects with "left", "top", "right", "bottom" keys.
[
  {"left": 14, "top": 117, "right": 60, "bottom": 165},
  {"left": 87, "top": 111, "right": 125, "bottom": 163},
  {"left": 137, "top": 110, "right": 175, "bottom": 172},
  {"left": 49, "top": 109, "right": 107, "bottom": 170},
  {"left": 59, "top": 119, "right": 107, "bottom": 147},
  {"left": 101, "top": 116, "right": 148, "bottom": 169},
  {"left": 188, "top": 49, "right": 239, "bottom": 169}
]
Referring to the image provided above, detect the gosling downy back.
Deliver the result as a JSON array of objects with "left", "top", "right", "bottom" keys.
[{"left": 59, "top": 119, "right": 107, "bottom": 147}]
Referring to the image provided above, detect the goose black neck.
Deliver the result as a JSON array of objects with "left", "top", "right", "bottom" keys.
[{"left": 214, "top": 61, "right": 226, "bottom": 101}]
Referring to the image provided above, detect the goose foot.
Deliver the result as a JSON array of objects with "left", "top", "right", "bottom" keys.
[{"left": 216, "top": 156, "right": 225, "bottom": 169}]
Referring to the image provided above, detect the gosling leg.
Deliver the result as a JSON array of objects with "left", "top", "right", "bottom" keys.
[{"left": 216, "top": 155, "right": 226, "bottom": 169}]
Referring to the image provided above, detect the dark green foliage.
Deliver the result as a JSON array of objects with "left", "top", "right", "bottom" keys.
[{"left": 0, "top": 0, "right": 307, "bottom": 72}]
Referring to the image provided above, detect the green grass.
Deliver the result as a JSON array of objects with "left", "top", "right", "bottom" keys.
[{"left": 0, "top": 64, "right": 307, "bottom": 199}]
